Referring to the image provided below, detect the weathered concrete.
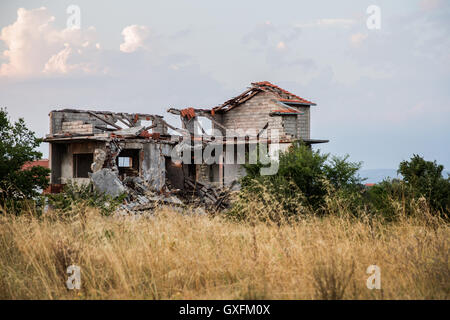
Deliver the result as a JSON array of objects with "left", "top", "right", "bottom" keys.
[
  {"left": 91, "top": 149, "right": 107, "bottom": 173},
  {"left": 91, "top": 168, "right": 127, "bottom": 198},
  {"left": 142, "top": 143, "right": 166, "bottom": 191}
]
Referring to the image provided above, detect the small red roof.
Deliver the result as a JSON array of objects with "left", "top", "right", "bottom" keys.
[
  {"left": 271, "top": 108, "right": 304, "bottom": 115},
  {"left": 22, "top": 159, "right": 49, "bottom": 171}
]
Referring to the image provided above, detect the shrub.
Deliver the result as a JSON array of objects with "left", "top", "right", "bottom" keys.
[
  {"left": 367, "top": 155, "right": 449, "bottom": 220},
  {"left": 398, "top": 155, "right": 450, "bottom": 214},
  {"left": 47, "top": 180, "right": 126, "bottom": 216},
  {"left": 366, "top": 179, "right": 413, "bottom": 220},
  {"left": 232, "top": 143, "right": 364, "bottom": 220}
]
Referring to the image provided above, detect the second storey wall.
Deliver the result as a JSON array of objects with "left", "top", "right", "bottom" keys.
[{"left": 216, "top": 91, "right": 311, "bottom": 140}]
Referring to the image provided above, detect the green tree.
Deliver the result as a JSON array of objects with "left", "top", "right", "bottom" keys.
[
  {"left": 0, "top": 108, "right": 50, "bottom": 207},
  {"left": 398, "top": 154, "right": 450, "bottom": 213},
  {"left": 239, "top": 143, "right": 363, "bottom": 215}
]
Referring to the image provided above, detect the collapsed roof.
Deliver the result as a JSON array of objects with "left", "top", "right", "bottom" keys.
[
  {"left": 212, "top": 81, "right": 317, "bottom": 113},
  {"left": 43, "top": 108, "right": 178, "bottom": 144}
]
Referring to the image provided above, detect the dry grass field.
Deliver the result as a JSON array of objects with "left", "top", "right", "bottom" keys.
[{"left": 0, "top": 201, "right": 448, "bottom": 300}]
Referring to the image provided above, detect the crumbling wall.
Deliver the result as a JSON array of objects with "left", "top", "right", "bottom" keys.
[
  {"left": 62, "top": 121, "right": 94, "bottom": 135},
  {"left": 51, "top": 141, "right": 107, "bottom": 185},
  {"left": 219, "top": 91, "right": 276, "bottom": 132},
  {"left": 215, "top": 91, "right": 311, "bottom": 141},
  {"left": 218, "top": 91, "right": 297, "bottom": 140},
  {"left": 142, "top": 143, "right": 173, "bottom": 191},
  {"left": 50, "top": 111, "right": 108, "bottom": 135},
  {"left": 91, "top": 168, "right": 126, "bottom": 198},
  {"left": 49, "top": 143, "right": 65, "bottom": 184},
  {"left": 152, "top": 116, "right": 168, "bottom": 135}
]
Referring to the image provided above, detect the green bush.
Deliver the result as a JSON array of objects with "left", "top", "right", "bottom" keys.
[
  {"left": 399, "top": 155, "right": 450, "bottom": 213},
  {"left": 365, "top": 179, "right": 412, "bottom": 220},
  {"left": 47, "top": 180, "right": 126, "bottom": 216},
  {"left": 232, "top": 143, "right": 364, "bottom": 220},
  {"left": 367, "top": 155, "right": 450, "bottom": 219}
]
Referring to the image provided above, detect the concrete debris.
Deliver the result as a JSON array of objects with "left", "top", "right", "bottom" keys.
[
  {"left": 90, "top": 168, "right": 127, "bottom": 198},
  {"left": 180, "top": 177, "right": 233, "bottom": 212},
  {"left": 90, "top": 165, "right": 232, "bottom": 217},
  {"left": 91, "top": 149, "right": 107, "bottom": 173}
]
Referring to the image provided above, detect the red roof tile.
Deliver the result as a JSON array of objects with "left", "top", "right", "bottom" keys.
[
  {"left": 213, "top": 81, "right": 316, "bottom": 113},
  {"left": 252, "top": 81, "right": 316, "bottom": 105},
  {"left": 271, "top": 108, "right": 303, "bottom": 114},
  {"left": 22, "top": 159, "right": 49, "bottom": 171}
]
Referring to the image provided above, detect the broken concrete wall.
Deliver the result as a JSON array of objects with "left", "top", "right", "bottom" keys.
[
  {"left": 215, "top": 91, "right": 310, "bottom": 141},
  {"left": 62, "top": 121, "right": 94, "bottom": 135},
  {"left": 50, "top": 111, "right": 108, "bottom": 135},
  {"left": 142, "top": 142, "right": 173, "bottom": 191},
  {"left": 152, "top": 116, "right": 168, "bottom": 135},
  {"left": 91, "top": 149, "right": 107, "bottom": 173},
  {"left": 218, "top": 91, "right": 282, "bottom": 135},
  {"left": 49, "top": 143, "right": 65, "bottom": 184},
  {"left": 50, "top": 141, "right": 107, "bottom": 185},
  {"left": 223, "top": 149, "right": 247, "bottom": 186},
  {"left": 91, "top": 168, "right": 126, "bottom": 198}
]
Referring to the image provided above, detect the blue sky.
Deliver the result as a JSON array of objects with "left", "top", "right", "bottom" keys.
[{"left": 0, "top": 0, "right": 449, "bottom": 170}]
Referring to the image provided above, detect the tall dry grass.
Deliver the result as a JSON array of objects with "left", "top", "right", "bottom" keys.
[{"left": 0, "top": 198, "right": 448, "bottom": 300}]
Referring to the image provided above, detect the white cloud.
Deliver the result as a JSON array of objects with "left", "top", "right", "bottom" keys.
[
  {"left": 0, "top": 7, "right": 101, "bottom": 77},
  {"left": 120, "top": 25, "right": 150, "bottom": 53}
]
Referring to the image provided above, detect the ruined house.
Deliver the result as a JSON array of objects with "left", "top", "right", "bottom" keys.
[
  {"left": 44, "top": 81, "right": 328, "bottom": 200},
  {"left": 44, "top": 109, "right": 177, "bottom": 194},
  {"left": 168, "top": 81, "right": 329, "bottom": 187}
]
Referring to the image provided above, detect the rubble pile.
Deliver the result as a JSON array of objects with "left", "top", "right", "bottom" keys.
[
  {"left": 181, "top": 178, "right": 233, "bottom": 212},
  {"left": 113, "top": 175, "right": 183, "bottom": 216},
  {"left": 95, "top": 170, "right": 233, "bottom": 217}
]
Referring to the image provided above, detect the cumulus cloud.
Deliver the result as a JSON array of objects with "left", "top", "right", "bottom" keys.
[
  {"left": 0, "top": 7, "right": 101, "bottom": 77},
  {"left": 120, "top": 25, "right": 150, "bottom": 53}
]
